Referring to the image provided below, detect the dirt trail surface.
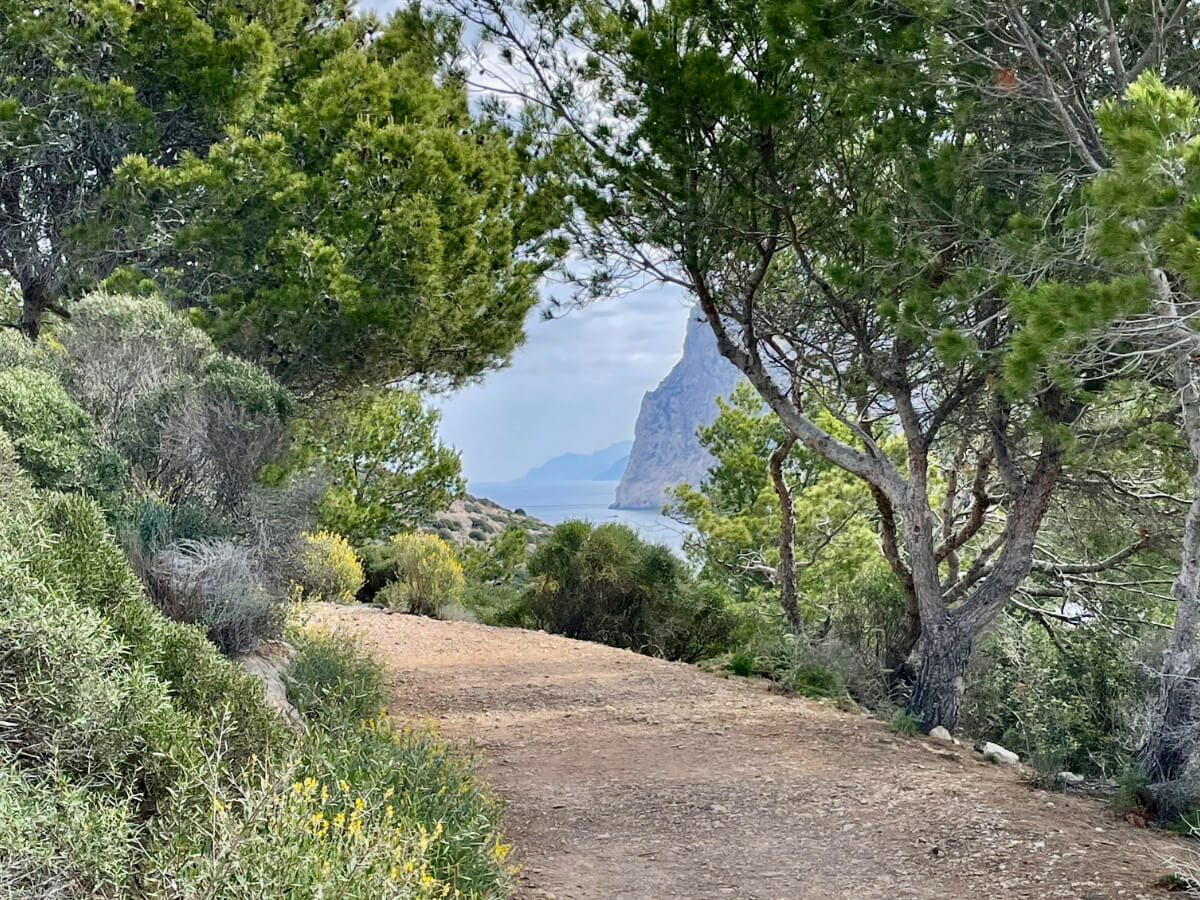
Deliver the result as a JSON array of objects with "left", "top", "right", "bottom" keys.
[{"left": 316, "top": 604, "right": 1187, "bottom": 900}]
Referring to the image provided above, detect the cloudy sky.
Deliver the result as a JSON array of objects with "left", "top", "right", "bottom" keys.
[
  {"left": 362, "top": 0, "right": 694, "bottom": 484},
  {"left": 437, "top": 286, "right": 693, "bottom": 483}
]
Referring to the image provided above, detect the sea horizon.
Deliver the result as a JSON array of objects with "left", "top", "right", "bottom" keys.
[{"left": 469, "top": 479, "right": 689, "bottom": 553}]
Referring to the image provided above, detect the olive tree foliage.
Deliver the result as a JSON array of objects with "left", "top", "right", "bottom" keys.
[{"left": 459, "top": 0, "right": 1153, "bottom": 731}]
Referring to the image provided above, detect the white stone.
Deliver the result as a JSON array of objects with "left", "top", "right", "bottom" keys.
[
  {"left": 979, "top": 741, "right": 1019, "bottom": 765},
  {"left": 928, "top": 725, "right": 953, "bottom": 742}
]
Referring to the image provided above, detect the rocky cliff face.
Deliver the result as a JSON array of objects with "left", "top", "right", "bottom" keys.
[{"left": 612, "top": 307, "right": 741, "bottom": 510}]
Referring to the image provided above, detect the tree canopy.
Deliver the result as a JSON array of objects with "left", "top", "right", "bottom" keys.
[
  {"left": 459, "top": 0, "right": 1171, "bottom": 731},
  {"left": 2, "top": 0, "right": 561, "bottom": 398}
]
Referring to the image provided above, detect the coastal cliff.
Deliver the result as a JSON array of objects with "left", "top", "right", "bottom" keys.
[{"left": 612, "top": 308, "right": 740, "bottom": 510}]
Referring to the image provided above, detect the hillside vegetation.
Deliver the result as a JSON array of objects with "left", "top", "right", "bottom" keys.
[
  {"left": 13, "top": 0, "right": 1200, "bottom": 895},
  {"left": 0, "top": 306, "right": 513, "bottom": 898}
]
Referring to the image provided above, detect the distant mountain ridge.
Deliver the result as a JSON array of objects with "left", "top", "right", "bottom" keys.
[
  {"left": 612, "top": 307, "right": 741, "bottom": 510},
  {"left": 516, "top": 440, "right": 632, "bottom": 483}
]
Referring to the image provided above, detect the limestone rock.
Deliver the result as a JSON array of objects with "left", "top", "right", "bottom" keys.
[
  {"left": 928, "top": 725, "right": 953, "bottom": 743},
  {"left": 613, "top": 307, "right": 741, "bottom": 510},
  {"left": 978, "top": 741, "right": 1019, "bottom": 765},
  {"left": 238, "top": 639, "right": 303, "bottom": 729}
]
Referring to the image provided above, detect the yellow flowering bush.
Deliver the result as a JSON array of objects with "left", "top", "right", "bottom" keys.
[
  {"left": 295, "top": 530, "right": 365, "bottom": 604},
  {"left": 378, "top": 533, "right": 465, "bottom": 617},
  {"left": 151, "top": 718, "right": 514, "bottom": 899}
]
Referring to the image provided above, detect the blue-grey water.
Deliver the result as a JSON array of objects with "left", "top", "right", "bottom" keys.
[{"left": 470, "top": 480, "right": 689, "bottom": 553}]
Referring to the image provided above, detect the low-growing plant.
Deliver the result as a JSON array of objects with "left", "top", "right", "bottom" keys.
[
  {"left": 729, "top": 650, "right": 756, "bottom": 678},
  {"left": 286, "top": 627, "right": 386, "bottom": 728},
  {"left": 888, "top": 710, "right": 922, "bottom": 737},
  {"left": 375, "top": 532, "right": 465, "bottom": 617},
  {"left": 461, "top": 581, "right": 536, "bottom": 629},
  {"left": 1113, "top": 769, "right": 1152, "bottom": 817},
  {"left": 294, "top": 531, "right": 365, "bottom": 604},
  {"left": 149, "top": 719, "right": 514, "bottom": 900},
  {"left": 17, "top": 490, "right": 286, "bottom": 777}
]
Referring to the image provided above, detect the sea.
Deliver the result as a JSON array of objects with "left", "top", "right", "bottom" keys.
[{"left": 469, "top": 480, "right": 690, "bottom": 554}]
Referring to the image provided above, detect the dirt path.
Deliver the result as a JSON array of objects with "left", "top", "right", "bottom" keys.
[{"left": 317, "top": 604, "right": 1189, "bottom": 899}]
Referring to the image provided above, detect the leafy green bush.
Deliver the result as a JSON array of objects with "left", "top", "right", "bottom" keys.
[
  {"left": 295, "top": 531, "right": 365, "bottom": 604},
  {"left": 286, "top": 627, "right": 386, "bottom": 727},
  {"left": 460, "top": 581, "right": 535, "bottom": 629},
  {"left": 0, "top": 556, "right": 186, "bottom": 798},
  {"left": 526, "top": 521, "right": 735, "bottom": 662},
  {"left": 0, "top": 329, "right": 52, "bottom": 372},
  {"left": 150, "top": 719, "right": 514, "bottom": 900},
  {"left": 0, "top": 365, "right": 124, "bottom": 496},
  {"left": 371, "top": 532, "right": 465, "bottom": 617},
  {"left": 0, "top": 764, "right": 138, "bottom": 899},
  {"left": 729, "top": 650, "right": 756, "bottom": 677}
]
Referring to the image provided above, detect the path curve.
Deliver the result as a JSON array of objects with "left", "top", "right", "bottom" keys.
[{"left": 317, "top": 604, "right": 1185, "bottom": 900}]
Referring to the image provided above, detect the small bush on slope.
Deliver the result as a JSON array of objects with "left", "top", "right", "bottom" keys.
[
  {"left": 287, "top": 625, "right": 386, "bottom": 727},
  {"left": 295, "top": 530, "right": 366, "bottom": 604},
  {"left": 0, "top": 365, "right": 124, "bottom": 497},
  {"left": 371, "top": 532, "right": 466, "bottom": 617},
  {"left": 526, "top": 520, "right": 736, "bottom": 662},
  {"left": 148, "top": 538, "right": 285, "bottom": 654}
]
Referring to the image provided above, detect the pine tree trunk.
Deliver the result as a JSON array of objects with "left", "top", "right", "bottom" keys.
[
  {"left": 1140, "top": 352, "right": 1200, "bottom": 786},
  {"left": 907, "top": 618, "right": 972, "bottom": 733},
  {"left": 16, "top": 277, "right": 55, "bottom": 341},
  {"left": 769, "top": 434, "right": 801, "bottom": 632}
]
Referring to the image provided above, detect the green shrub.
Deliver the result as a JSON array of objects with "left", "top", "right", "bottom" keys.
[
  {"left": 0, "top": 764, "right": 138, "bottom": 899},
  {"left": 729, "top": 650, "right": 756, "bottom": 677},
  {"left": 0, "top": 330, "right": 53, "bottom": 372},
  {"left": 526, "top": 520, "right": 735, "bottom": 662},
  {"left": 0, "top": 365, "right": 124, "bottom": 496},
  {"left": 0, "top": 427, "right": 32, "bottom": 503},
  {"left": 28, "top": 492, "right": 285, "bottom": 771},
  {"left": 0, "top": 556, "right": 184, "bottom": 793},
  {"left": 286, "top": 627, "right": 386, "bottom": 727},
  {"left": 295, "top": 531, "right": 365, "bottom": 604},
  {"left": 461, "top": 581, "right": 536, "bottom": 629},
  {"left": 375, "top": 532, "right": 465, "bottom": 617},
  {"left": 888, "top": 710, "right": 921, "bottom": 737},
  {"left": 1113, "top": 769, "right": 1152, "bottom": 816},
  {"left": 150, "top": 719, "right": 514, "bottom": 900}
]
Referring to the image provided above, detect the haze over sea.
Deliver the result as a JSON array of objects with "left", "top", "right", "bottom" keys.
[{"left": 470, "top": 480, "right": 688, "bottom": 553}]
